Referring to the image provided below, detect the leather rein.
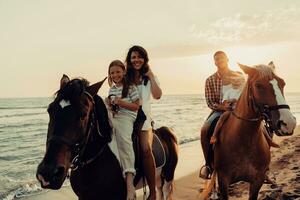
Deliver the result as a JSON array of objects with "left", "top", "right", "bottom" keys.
[{"left": 231, "top": 85, "right": 290, "bottom": 133}]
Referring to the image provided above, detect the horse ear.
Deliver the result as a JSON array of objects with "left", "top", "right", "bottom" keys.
[
  {"left": 60, "top": 74, "right": 70, "bottom": 89},
  {"left": 86, "top": 77, "right": 107, "bottom": 96},
  {"left": 238, "top": 63, "right": 256, "bottom": 75},
  {"left": 268, "top": 61, "right": 275, "bottom": 71}
]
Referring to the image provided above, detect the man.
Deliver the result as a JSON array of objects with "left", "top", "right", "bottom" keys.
[
  {"left": 199, "top": 51, "right": 245, "bottom": 179},
  {"left": 199, "top": 51, "right": 279, "bottom": 179}
]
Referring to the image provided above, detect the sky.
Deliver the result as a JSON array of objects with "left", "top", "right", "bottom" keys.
[{"left": 1, "top": 0, "right": 300, "bottom": 97}]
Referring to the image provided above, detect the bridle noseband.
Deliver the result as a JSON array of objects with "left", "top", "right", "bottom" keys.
[
  {"left": 47, "top": 91, "right": 106, "bottom": 171},
  {"left": 232, "top": 85, "right": 290, "bottom": 135}
]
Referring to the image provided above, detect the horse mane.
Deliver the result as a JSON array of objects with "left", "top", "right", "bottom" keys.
[
  {"left": 94, "top": 95, "right": 112, "bottom": 142},
  {"left": 253, "top": 64, "right": 275, "bottom": 79}
]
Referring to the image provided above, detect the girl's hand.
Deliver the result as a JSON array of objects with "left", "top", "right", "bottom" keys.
[
  {"left": 113, "top": 97, "right": 122, "bottom": 105},
  {"left": 105, "top": 97, "right": 112, "bottom": 106}
]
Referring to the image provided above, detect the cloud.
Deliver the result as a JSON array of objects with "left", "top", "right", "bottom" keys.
[{"left": 190, "top": 7, "right": 300, "bottom": 45}]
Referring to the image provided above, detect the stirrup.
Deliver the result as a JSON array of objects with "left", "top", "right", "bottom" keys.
[{"left": 199, "top": 165, "right": 212, "bottom": 180}]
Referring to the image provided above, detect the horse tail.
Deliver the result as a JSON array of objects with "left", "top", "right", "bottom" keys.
[
  {"left": 199, "top": 171, "right": 217, "bottom": 200},
  {"left": 155, "top": 126, "right": 178, "bottom": 182}
]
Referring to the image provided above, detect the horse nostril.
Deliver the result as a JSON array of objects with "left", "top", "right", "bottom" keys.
[
  {"left": 276, "top": 120, "right": 282, "bottom": 129},
  {"left": 277, "top": 120, "right": 288, "bottom": 130}
]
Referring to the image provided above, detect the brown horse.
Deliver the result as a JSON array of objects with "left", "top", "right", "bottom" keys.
[
  {"left": 36, "top": 75, "right": 178, "bottom": 200},
  {"left": 200, "top": 62, "right": 296, "bottom": 200}
]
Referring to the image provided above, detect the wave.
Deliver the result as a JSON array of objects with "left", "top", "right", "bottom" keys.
[
  {"left": 15, "top": 127, "right": 47, "bottom": 133},
  {"left": 0, "top": 155, "right": 21, "bottom": 161},
  {"left": 0, "top": 183, "right": 43, "bottom": 200},
  {"left": 0, "top": 122, "right": 47, "bottom": 129},
  {"left": 0, "top": 112, "right": 46, "bottom": 119},
  {"left": 0, "top": 106, "right": 47, "bottom": 110},
  {"left": 0, "top": 181, "right": 70, "bottom": 200},
  {"left": 179, "top": 136, "right": 200, "bottom": 145}
]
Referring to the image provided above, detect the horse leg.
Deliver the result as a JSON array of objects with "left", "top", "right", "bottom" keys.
[
  {"left": 156, "top": 176, "right": 163, "bottom": 200},
  {"left": 218, "top": 175, "right": 229, "bottom": 200},
  {"left": 161, "top": 153, "right": 176, "bottom": 200},
  {"left": 162, "top": 180, "right": 173, "bottom": 200},
  {"left": 155, "top": 172, "right": 174, "bottom": 200},
  {"left": 249, "top": 179, "right": 264, "bottom": 200},
  {"left": 157, "top": 127, "right": 178, "bottom": 200}
]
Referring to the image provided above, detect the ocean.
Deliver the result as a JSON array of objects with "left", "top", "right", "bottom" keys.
[{"left": 0, "top": 94, "right": 299, "bottom": 200}]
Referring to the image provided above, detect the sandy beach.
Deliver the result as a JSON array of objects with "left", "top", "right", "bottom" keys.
[{"left": 21, "top": 125, "right": 300, "bottom": 200}]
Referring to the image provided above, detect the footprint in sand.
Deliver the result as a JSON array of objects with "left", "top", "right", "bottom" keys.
[{"left": 281, "top": 192, "right": 300, "bottom": 199}]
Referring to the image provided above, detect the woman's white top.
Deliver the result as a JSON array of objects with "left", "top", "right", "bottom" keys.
[
  {"left": 222, "top": 84, "right": 242, "bottom": 101},
  {"left": 137, "top": 76, "right": 160, "bottom": 130}
]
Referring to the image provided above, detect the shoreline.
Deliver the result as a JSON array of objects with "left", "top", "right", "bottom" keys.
[{"left": 20, "top": 125, "right": 300, "bottom": 200}]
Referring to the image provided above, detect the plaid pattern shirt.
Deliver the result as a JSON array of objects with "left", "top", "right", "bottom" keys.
[{"left": 205, "top": 72, "right": 222, "bottom": 111}]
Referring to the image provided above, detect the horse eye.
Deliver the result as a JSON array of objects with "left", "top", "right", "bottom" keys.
[{"left": 255, "top": 83, "right": 263, "bottom": 89}]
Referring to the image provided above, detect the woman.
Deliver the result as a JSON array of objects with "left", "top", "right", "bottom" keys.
[{"left": 125, "top": 45, "right": 162, "bottom": 200}]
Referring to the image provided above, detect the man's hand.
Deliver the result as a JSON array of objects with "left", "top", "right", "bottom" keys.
[
  {"left": 223, "top": 99, "right": 237, "bottom": 111},
  {"left": 218, "top": 99, "right": 237, "bottom": 111}
]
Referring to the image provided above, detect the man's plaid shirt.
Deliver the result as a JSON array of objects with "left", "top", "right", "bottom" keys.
[{"left": 205, "top": 72, "right": 222, "bottom": 111}]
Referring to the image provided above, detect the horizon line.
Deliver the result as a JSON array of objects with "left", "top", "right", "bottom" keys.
[{"left": 1, "top": 91, "right": 300, "bottom": 99}]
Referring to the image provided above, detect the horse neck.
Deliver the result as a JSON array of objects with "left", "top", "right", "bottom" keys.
[
  {"left": 234, "top": 82, "right": 261, "bottom": 131},
  {"left": 83, "top": 126, "right": 108, "bottom": 160},
  {"left": 81, "top": 95, "right": 113, "bottom": 161}
]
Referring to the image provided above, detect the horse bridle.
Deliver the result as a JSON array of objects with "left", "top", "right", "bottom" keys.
[
  {"left": 47, "top": 91, "right": 106, "bottom": 171},
  {"left": 232, "top": 85, "right": 290, "bottom": 134}
]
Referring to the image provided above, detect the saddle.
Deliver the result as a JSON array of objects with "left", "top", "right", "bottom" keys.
[
  {"left": 210, "top": 111, "right": 231, "bottom": 145},
  {"left": 132, "top": 107, "right": 166, "bottom": 186}
]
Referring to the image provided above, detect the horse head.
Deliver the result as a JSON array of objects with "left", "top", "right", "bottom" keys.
[
  {"left": 238, "top": 62, "right": 296, "bottom": 136},
  {"left": 36, "top": 75, "right": 107, "bottom": 189}
]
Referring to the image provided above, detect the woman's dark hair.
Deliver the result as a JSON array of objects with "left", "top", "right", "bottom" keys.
[
  {"left": 125, "top": 45, "right": 150, "bottom": 85},
  {"left": 108, "top": 60, "right": 129, "bottom": 98}
]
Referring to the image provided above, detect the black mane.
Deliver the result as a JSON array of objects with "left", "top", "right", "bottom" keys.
[{"left": 94, "top": 95, "right": 112, "bottom": 142}]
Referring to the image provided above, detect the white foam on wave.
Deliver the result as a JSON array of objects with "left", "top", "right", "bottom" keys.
[
  {"left": 1, "top": 183, "right": 43, "bottom": 200},
  {"left": 1, "top": 180, "right": 71, "bottom": 200}
]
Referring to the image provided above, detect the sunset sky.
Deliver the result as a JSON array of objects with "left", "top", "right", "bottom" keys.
[{"left": 1, "top": 0, "right": 300, "bottom": 97}]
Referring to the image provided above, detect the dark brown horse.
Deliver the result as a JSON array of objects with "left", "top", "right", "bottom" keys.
[
  {"left": 36, "top": 75, "right": 178, "bottom": 200},
  {"left": 200, "top": 62, "right": 296, "bottom": 200}
]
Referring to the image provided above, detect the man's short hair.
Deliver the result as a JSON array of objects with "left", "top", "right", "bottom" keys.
[{"left": 214, "top": 51, "right": 227, "bottom": 58}]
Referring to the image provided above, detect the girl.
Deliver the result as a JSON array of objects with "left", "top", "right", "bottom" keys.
[
  {"left": 125, "top": 46, "right": 162, "bottom": 200},
  {"left": 107, "top": 60, "right": 140, "bottom": 200},
  {"left": 210, "top": 71, "right": 245, "bottom": 144}
]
